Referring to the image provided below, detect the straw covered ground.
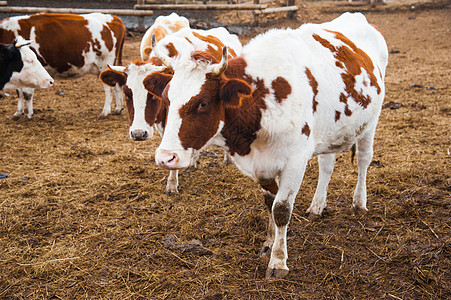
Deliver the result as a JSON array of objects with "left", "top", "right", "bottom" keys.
[{"left": 0, "top": 1, "right": 450, "bottom": 299}]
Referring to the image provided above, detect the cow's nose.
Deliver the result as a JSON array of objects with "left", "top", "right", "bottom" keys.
[
  {"left": 156, "top": 150, "right": 179, "bottom": 169},
  {"left": 130, "top": 129, "right": 148, "bottom": 141},
  {"left": 49, "top": 80, "right": 54, "bottom": 87}
]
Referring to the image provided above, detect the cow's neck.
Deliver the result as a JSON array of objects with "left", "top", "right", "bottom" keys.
[{"left": 221, "top": 58, "right": 269, "bottom": 156}]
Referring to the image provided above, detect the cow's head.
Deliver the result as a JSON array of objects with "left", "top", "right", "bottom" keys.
[
  {"left": 144, "top": 44, "right": 252, "bottom": 169},
  {"left": 1, "top": 37, "right": 54, "bottom": 90},
  {"left": 100, "top": 60, "right": 169, "bottom": 141}
]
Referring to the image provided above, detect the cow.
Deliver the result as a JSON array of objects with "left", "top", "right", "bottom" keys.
[
  {"left": 139, "top": 12, "right": 189, "bottom": 61},
  {"left": 1, "top": 36, "right": 53, "bottom": 91},
  {"left": 144, "top": 12, "right": 389, "bottom": 279},
  {"left": 100, "top": 26, "right": 242, "bottom": 195},
  {"left": 0, "top": 12, "right": 126, "bottom": 119}
]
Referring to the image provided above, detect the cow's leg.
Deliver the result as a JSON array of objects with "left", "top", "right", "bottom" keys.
[
  {"left": 12, "top": 89, "right": 25, "bottom": 120},
  {"left": 23, "top": 88, "right": 35, "bottom": 119},
  {"left": 306, "top": 153, "right": 336, "bottom": 217},
  {"left": 112, "top": 83, "right": 124, "bottom": 115},
  {"left": 223, "top": 152, "right": 232, "bottom": 165},
  {"left": 99, "top": 84, "right": 113, "bottom": 118},
  {"left": 12, "top": 88, "right": 34, "bottom": 120},
  {"left": 165, "top": 170, "right": 179, "bottom": 195},
  {"left": 352, "top": 130, "right": 375, "bottom": 213},
  {"left": 259, "top": 178, "right": 278, "bottom": 257},
  {"left": 266, "top": 162, "right": 307, "bottom": 279}
]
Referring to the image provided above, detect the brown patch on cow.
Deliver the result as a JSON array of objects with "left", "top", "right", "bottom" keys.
[
  {"left": 192, "top": 32, "right": 237, "bottom": 60},
  {"left": 313, "top": 30, "right": 381, "bottom": 109},
  {"left": 123, "top": 85, "right": 134, "bottom": 126},
  {"left": 301, "top": 123, "right": 310, "bottom": 137},
  {"left": 273, "top": 200, "right": 291, "bottom": 227},
  {"left": 335, "top": 110, "right": 341, "bottom": 122},
  {"left": 271, "top": 77, "right": 291, "bottom": 104},
  {"left": 100, "top": 25, "right": 113, "bottom": 52},
  {"left": 0, "top": 28, "right": 16, "bottom": 44},
  {"left": 152, "top": 26, "right": 169, "bottom": 43},
  {"left": 148, "top": 56, "right": 163, "bottom": 66},
  {"left": 168, "top": 20, "right": 187, "bottom": 33},
  {"left": 305, "top": 67, "right": 319, "bottom": 112},
  {"left": 178, "top": 77, "right": 225, "bottom": 150},
  {"left": 339, "top": 93, "right": 352, "bottom": 116},
  {"left": 260, "top": 178, "right": 279, "bottom": 195},
  {"left": 165, "top": 42, "right": 178, "bottom": 58},
  {"left": 144, "top": 93, "right": 163, "bottom": 127},
  {"left": 107, "top": 16, "right": 126, "bottom": 65}
]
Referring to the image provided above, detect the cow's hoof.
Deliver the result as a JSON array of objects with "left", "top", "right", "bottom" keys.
[
  {"left": 306, "top": 212, "right": 322, "bottom": 221},
  {"left": 351, "top": 205, "right": 368, "bottom": 216},
  {"left": 112, "top": 108, "right": 123, "bottom": 115},
  {"left": 259, "top": 245, "right": 272, "bottom": 257},
  {"left": 165, "top": 188, "right": 179, "bottom": 196},
  {"left": 265, "top": 267, "right": 289, "bottom": 279},
  {"left": 98, "top": 114, "right": 108, "bottom": 119},
  {"left": 11, "top": 114, "right": 22, "bottom": 121}
]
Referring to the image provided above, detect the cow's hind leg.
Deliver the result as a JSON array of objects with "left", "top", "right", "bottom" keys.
[
  {"left": 99, "top": 84, "right": 113, "bottom": 118},
  {"left": 306, "top": 153, "right": 336, "bottom": 218},
  {"left": 352, "top": 130, "right": 375, "bottom": 214},
  {"left": 112, "top": 83, "right": 124, "bottom": 115}
]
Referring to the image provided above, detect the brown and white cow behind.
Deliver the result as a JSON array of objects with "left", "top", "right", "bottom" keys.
[
  {"left": 0, "top": 12, "right": 126, "bottom": 119},
  {"left": 139, "top": 12, "right": 189, "bottom": 61},
  {"left": 100, "top": 26, "right": 241, "bottom": 194},
  {"left": 146, "top": 12, "right": 388, "bottom": 278}
]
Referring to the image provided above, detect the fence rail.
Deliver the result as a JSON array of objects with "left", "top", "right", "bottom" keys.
[{"left": 0, "top": 6, "right": 153, "bottom": 16}]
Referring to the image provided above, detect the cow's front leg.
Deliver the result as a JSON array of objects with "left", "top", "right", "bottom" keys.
[
  {"left": 12, "top": 89, "right": 25, "bottom": 120},
  {"left": 266, "top": 163, "right": 307, "bottom": 279},
  {"left": 165, "top": 170, "right": 179, "bottom": 195},
  {"left": 99, "top": 84, "right": 113, "bottom": 118},
  {"left": 112, "top": 83, "right": 124, "bottom": 115}
]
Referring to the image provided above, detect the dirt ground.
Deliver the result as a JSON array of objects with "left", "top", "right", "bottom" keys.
[{"left": 0, "top": 1, "right": 450, "bottom": 299}]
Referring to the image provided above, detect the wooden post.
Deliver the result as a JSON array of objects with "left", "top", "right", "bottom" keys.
[
  {"left": 253, "top": 0, "right": 260, "bottom": 26},
  {"left": 0, "top": 1, "right": 7, "bottom": 7},
  {"left": 287, "top": 0, "right": 296, "bottom": 19}
]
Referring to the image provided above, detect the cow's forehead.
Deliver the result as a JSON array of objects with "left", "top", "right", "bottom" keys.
[{"left": 167, "top": 57, "right": 212, "bottom": 107}]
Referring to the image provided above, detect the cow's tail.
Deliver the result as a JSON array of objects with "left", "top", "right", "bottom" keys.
[
  {"left": 115, "top": 31, "right": 125, "bottom": 66},
  {"left": 350, "top": 144, "right": 356, "bottom": 164}
]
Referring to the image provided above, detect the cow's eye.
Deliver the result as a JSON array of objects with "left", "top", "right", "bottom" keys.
[{"left": 198, "top": 101, "right": 208, "bottom": 110}]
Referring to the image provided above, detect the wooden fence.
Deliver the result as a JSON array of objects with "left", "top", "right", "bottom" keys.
[{"left": 0, "top": 0, "right": 298, "bottom": 28}]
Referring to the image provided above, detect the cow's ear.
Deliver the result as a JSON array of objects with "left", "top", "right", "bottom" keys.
[
  {"left": 220, "top": 79, "right": 252, "bottom": 108},
  {"left": 0, "top": 44, "right": 13, "bottom": 59},
  {"left": 99, "top": 69, "right": 126, "bottom": 87},
  {"left": 142, "top": 72, "right": 173, "bottom": 99}
]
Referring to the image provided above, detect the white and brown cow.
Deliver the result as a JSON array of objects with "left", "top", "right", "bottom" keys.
[
  {"left": 1, "top": 36, "right": 53, "bottom": 91},
  {"left": 139, "top": 12, "right": 189, "bottom": 61},
  {"left": 145, "top": 13, "right": 388, "bottom": 278},
  {"left": 100, "top": 26, "right": 242, "bottom": 194},
  {"left": 0, "top": 12, "right": 126, "bottom": 119}
]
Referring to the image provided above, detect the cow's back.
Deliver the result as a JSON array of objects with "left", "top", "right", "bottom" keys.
[{"left": 239, "top": 13, "right": 388, "bottom": 156}]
